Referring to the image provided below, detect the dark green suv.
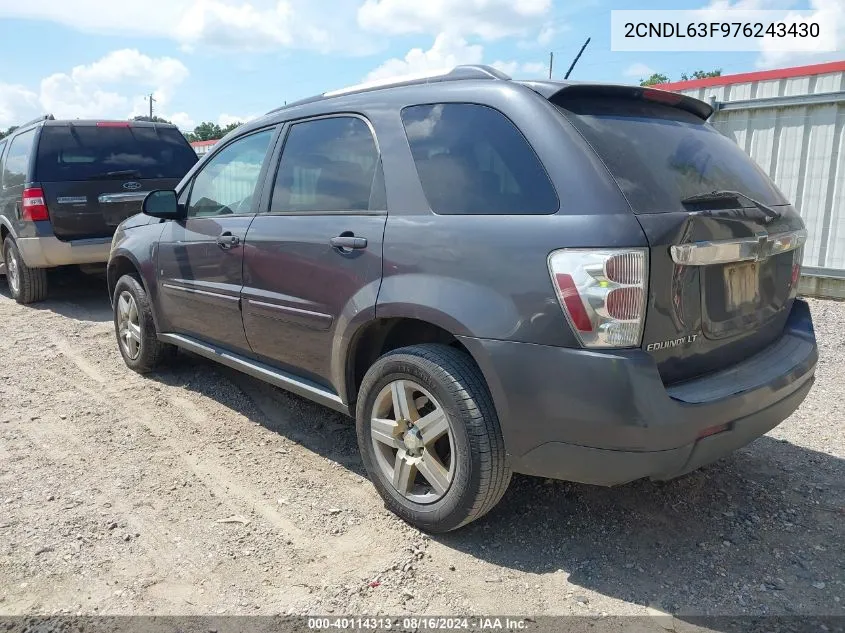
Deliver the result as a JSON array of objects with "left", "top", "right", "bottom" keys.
[{"left": 0, "top": 116, "right": 196, "bottom": 303}]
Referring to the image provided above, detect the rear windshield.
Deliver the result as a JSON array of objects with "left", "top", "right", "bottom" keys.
[
  {"left": 554, "top": 97, "right": 787, "bottom": 213},
  {"left": 35, "top": 125, "right": 198, "bottom": 182}
]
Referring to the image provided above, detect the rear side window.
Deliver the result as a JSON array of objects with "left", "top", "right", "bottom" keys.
[
  {"left": 401, "top": 103, "right": 558, "bottom": 215},
  {"left": 270, "top": 117, "right": 379, "bottom": 213},
  {"left": 35, "top": 125, "right": 198, "bottom": 182},
  {"left": 554, "top": 97, "right": 787, "bottom": 213},
  {"left": 3, "top": 129, "right": 36, "bottom": 189}
]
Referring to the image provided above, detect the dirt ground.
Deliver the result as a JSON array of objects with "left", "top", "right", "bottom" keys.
[{"left": 0, "top": 270, "right": 843, "bottom": 623}]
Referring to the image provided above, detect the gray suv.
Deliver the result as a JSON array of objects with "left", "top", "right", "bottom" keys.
[{"left": 107, "top": 65, "right": 817, "bottom": 532}]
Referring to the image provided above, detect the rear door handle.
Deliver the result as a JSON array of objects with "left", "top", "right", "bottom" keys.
[
  {"left": 217, "top": 232, "right": 240, "bottom": 250},
  {"left": 330, "top": 235, "right": 368, "bottom": 250}
]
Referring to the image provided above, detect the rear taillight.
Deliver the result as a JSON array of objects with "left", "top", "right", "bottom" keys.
[
  {"left": 22, "top": 187, "right": 49, "bottom": 221},
  {"left": 548, "top": 248, "right": 648, "bottom": 348}
]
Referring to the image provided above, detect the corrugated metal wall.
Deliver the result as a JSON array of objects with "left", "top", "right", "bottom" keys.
[{"left": 675, "top": 72, "right": 845, "bottom": 271}]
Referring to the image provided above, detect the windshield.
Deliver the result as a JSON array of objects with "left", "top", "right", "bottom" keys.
[
  {"left": 554, "top": 97, "right": 788, "bottom": 214},
  {"left": 35, "top": 125, "right": 198, "bottom": 182}
]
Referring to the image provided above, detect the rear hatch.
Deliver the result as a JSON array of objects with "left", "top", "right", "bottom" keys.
[
  {"left": 34, "top": 122, "right": 198, "bottom": 241},
  {"left": 552, "top": 87, "right": 806, "bottom": 384}
]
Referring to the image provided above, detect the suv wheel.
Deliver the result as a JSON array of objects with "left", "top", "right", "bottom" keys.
[
  {"left": 3, "top": 237, "right": 48, "bottom": 304},
  {"left": 356, "top": 344, "right": 511, "bottom": 532},
  {"left": 113, "top": 274, "right": 174, "bottom": 373}
]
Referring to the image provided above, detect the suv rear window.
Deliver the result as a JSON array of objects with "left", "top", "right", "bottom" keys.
[
  {"left": 35, "top": 125, "right": 198, "bottom": 182},
  {"left": 401, "top": 103, "right": 559, "bottom": 215},
  {"left": 554, "top": 97, "right": 787, "bottom": 214}
]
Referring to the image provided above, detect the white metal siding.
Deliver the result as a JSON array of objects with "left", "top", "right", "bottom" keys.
[{"left": 681, "top": 70, "right": 845, "bottom": 271}]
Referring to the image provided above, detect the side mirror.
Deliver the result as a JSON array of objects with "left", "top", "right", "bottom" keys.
[{"left": 142, "top": 190, "right": 183, "bottom": 220}]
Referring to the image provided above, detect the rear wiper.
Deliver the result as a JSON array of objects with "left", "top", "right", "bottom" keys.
[
  {"left": 87, "top": 169, "right": 142, "bottom": 180},
  {"left": 681, "top": 190, "right": 782, "bottom": 222}
]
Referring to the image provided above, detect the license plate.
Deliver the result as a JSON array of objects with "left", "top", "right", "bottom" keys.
[{"left": 723, "top": 261, "right": 760, "bottom": 310}]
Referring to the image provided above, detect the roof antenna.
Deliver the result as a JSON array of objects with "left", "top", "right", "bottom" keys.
[{"left": 564, "top": 37, "right": 591, "bottom": 80}]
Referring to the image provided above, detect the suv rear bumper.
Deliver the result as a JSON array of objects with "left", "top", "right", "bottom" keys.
[
  {"left": 16, "top": 236, "right": 111, "bottom": 268},
  {"left": 458, "top": 299, "right": 817, "bottom": 486}
]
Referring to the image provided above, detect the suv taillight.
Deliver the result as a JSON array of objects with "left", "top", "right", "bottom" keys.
[
  {"left": 22, "top": 187, "right": 49, "bottom": 221},
  {"left": 548, "top": 248, "right": 648, "bottom": 348}
]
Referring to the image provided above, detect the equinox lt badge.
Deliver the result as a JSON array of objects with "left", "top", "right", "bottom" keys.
[{"left": 646, "top": 334, "right": 699, "bottom": 352}]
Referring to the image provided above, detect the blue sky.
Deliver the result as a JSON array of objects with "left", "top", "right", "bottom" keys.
[{"left": 0, "top": 0, "right": 841, "bottom": 131}]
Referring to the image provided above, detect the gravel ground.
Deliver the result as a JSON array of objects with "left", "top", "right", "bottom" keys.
[{"left": 0, "top": 270, "right": 843, "bottom": 624}]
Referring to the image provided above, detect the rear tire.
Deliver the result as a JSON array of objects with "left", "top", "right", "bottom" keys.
[
  {"left": 3, "top": 237, "right": 48, "bottom": 304},
  {"left": 356, "top": 344, "right": 511, "bottom": 533},
  {"left": 113, "top": 274, "right": 173, "bottom": 374}
]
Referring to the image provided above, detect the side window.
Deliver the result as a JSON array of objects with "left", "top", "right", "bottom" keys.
[
  {"left": 2, "top": 129, "right": 37, "bottom": 189},
  {"left": 401, "top": 103, "right": 559, "bottom": 215},
  {"left": 187, "top": 129, "right": 273, "bottom": 218},
  {"left": 270, "top": 117, "right": 379, "bottom": 213},
  {"left": 0, "top": 140, "right": 7, "bottom": 180}
]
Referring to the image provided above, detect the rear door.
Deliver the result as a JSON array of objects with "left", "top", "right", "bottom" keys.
[
  {"left": 241, "top": 115, "right": 386, "bottom": 388},
  {"left": 156, "top": 127, "right": 276, "bottom": 353},
  {"left": 553, "top": 91, "right": 806, "bottom": 383},
  {"left": 34, "top": 122, "right": 197, "bottom": 241}
]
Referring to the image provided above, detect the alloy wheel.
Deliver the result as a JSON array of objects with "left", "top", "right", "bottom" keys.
[
  {"left": 116, "top": 291, "right": 142, "bottom": 360},
  {"left": 370, "top": 380, "right": 455, "bottom": 504},
  {"left": 6, "top": 247, "right": 20, "bottom": 295}
]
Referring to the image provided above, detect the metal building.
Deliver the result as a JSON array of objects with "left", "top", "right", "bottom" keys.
[{"left": 658, "top": 60, "right": 845, "bottom": 281}]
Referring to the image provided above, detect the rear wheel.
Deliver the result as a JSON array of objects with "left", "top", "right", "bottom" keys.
[
  {"left": 356, "top": 344, "right": 511, "bottom": 532},
  {"left": 113, "top": 274, "right": 173, "bottom": 373},
  {"left": 3, "top": 237, "right": 47, "bottom": 304}
]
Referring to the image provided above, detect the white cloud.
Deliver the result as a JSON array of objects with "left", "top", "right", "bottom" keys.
[
  {"left": 0, "top": 84, "right": 41, "bottom": 129},
  {"left": 756, "top": 0, "right": 844, "bottom": 67},
  {"left": 0, "top": 49, "right": 190, "bottom": 128},
  {"left": 0, "top": 0, "right": 374, "bottom": 54},
  {"left": 365, "top": 33, "right": 547, "bottom": 84},
  {"left": 491, "top": 60, "right": 547, "bottom": 77},
  {"left": 218, "top": 113, "right": 255, "bottom": 127},
  {"left": 358, "top": 0, "right": 552, "bottom": 40},
  {"left": 624, "top": 62, "right": 656, "bottom": 78},
  {"left": 537, "top": 23, "right": 557, "bottom": 46},
  {"left": 365, "top": 33, "right": 483, "bottom": 81},
  {"left": 699, "top": 0, "right": 842, "bottom": 68}
]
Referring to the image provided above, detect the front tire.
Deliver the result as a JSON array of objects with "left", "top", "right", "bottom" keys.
[
  {"left": 113, "top": 274, "right": 173, "bottom": 373},
  {"left": 356, "top": 344, "right": 511, "bottom": 533},
  {"left": 3, "top": 237, "right": 47, "bottom": 304}
]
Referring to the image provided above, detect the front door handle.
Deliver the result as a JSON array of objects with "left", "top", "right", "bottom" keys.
[
  {"left": 217, "top": 232, "right": 240, "bottom": 250},
  {"left": 330, "top": 235, "right": 368, "bottom": 251}
]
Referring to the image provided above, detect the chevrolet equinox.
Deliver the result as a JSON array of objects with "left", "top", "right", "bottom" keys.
[{"left": 107, "top": 66, "right": 817, "bottom": 532}]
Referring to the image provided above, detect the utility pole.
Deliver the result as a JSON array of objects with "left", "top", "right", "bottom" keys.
[
  {"left": 146, "top": 93, "right": 156, "bottom": 119},
  {"left": 549, "top": 52, "right": 554, "bottom": 79}
]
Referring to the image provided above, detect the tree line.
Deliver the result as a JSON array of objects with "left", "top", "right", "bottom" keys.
[
  {"left": 0, "top": 118, "right": 244, "bottom": 142},
  {"left": 639, "top": 69, "right": 722, "bottom": 87}
]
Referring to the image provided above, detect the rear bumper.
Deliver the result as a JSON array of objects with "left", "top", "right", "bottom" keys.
[
  {"left": 16, "top": 236, "right": 111, "bottom": 268},
  {"left": 458, "top": 299, "right": 817, "bottom": 485}
]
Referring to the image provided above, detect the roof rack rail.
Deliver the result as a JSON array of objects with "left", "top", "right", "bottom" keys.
[
  {"left": 321, "top": 64, "right": 511, "bottom": 98},
  {"left": 17, "top": 114, "right": 55, "bottom": 129},
  {"left": 267, "top": 65, "right": 511, "bottom": 116}
]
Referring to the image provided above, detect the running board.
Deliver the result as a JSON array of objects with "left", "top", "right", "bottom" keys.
[{"left": 158, "top": 333, "right": 348, "bottom": 415}]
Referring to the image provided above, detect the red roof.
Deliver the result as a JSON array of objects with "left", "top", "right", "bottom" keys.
[
  {"left": 190, "top": 139, "right": 218, "bottom": 148},
  {"left": 655, "top": 60, "right": 845, "bottom": 91}
]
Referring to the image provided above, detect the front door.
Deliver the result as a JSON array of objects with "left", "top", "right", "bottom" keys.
[
  {"left": 157, "top": 127, "right": 276, "bottom": 352},
  {"left": 242, "top": 115, "right": 386, "bottom": 388}
]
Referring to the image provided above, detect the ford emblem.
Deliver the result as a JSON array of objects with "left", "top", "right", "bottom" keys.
[{"left": 122, "top": 181, "right": 142, "bottom": 191}]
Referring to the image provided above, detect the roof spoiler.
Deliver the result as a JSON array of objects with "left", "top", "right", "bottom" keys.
[{"left": 527, "top": 83, "right": 714, "bottom": 120}]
